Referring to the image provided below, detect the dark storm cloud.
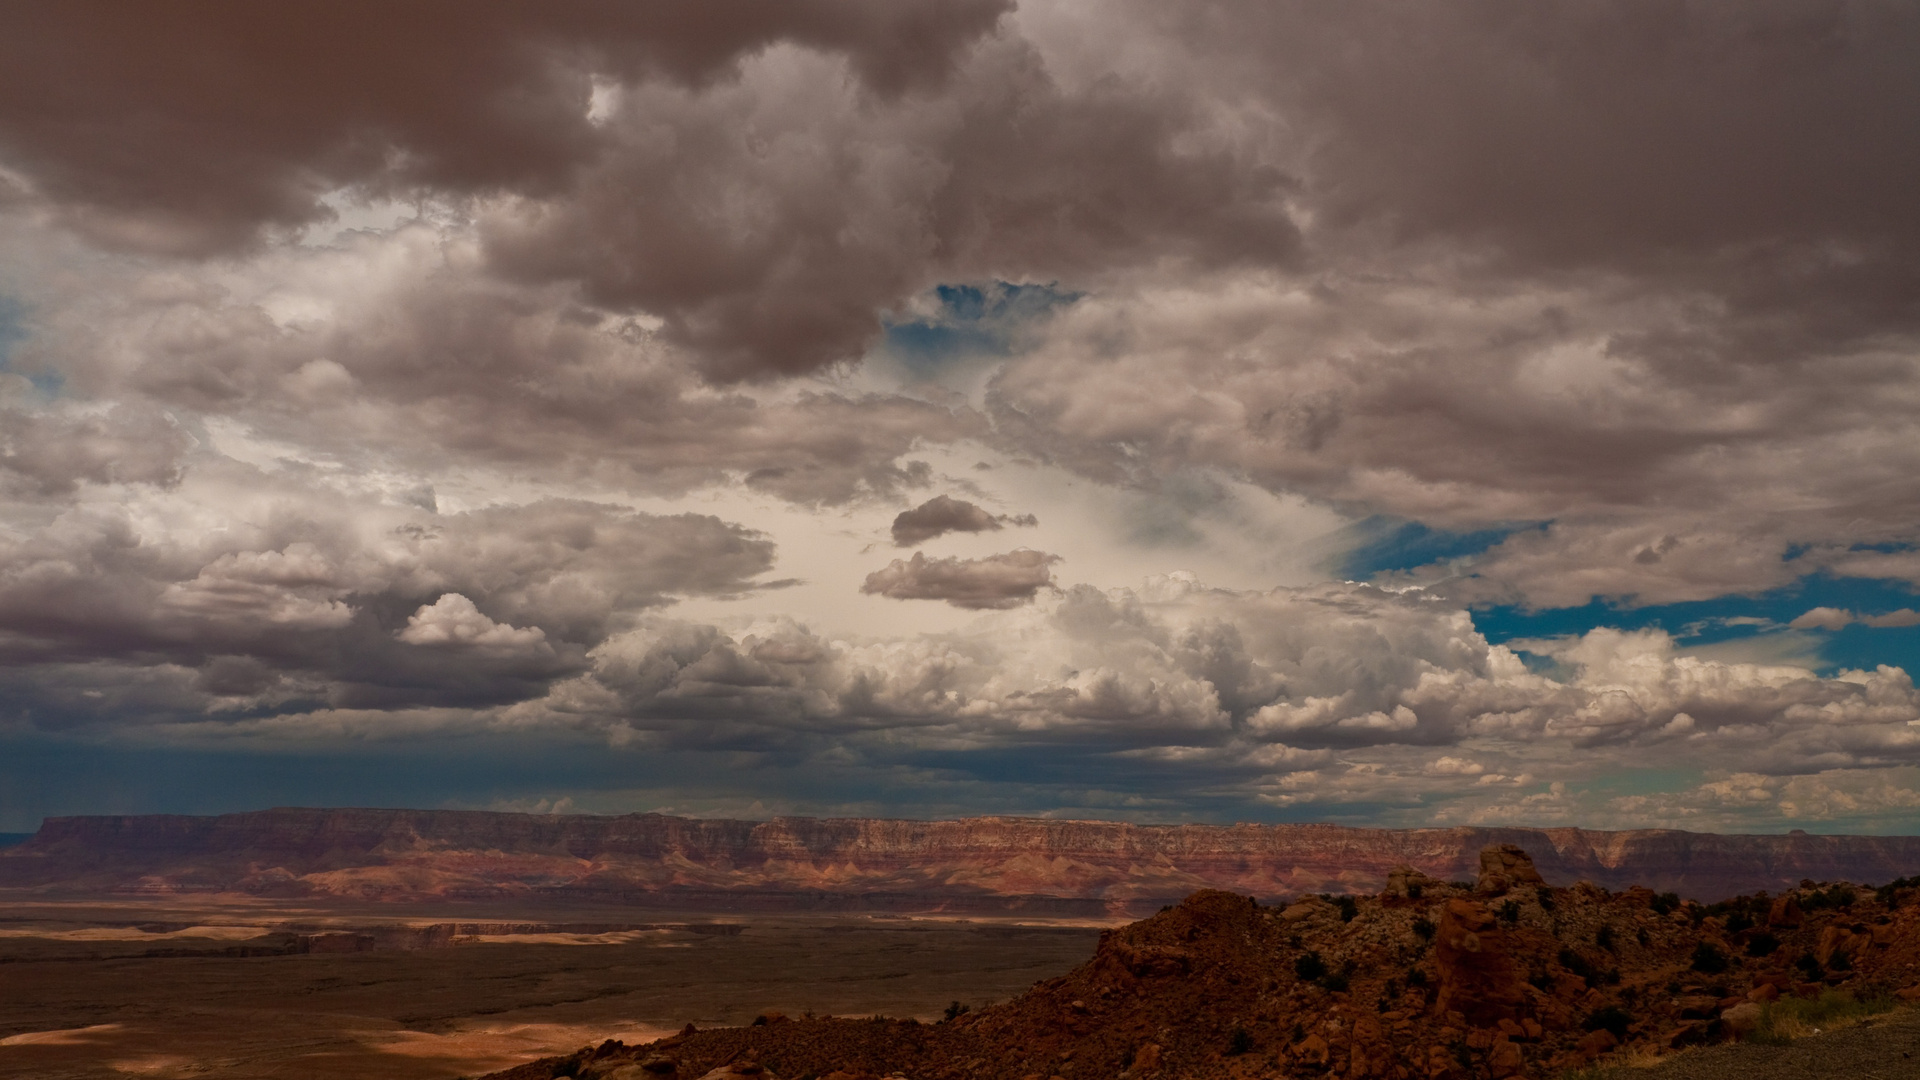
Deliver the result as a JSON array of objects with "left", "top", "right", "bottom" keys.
[
  {"left": 481, "top": 33, "right": 1302, "bottom": 379},
  {"left": 0, "top": 0, "right": 1010, "bottom": 253},
  {"left": 4, "top": 0, "right": 1920, "bottom": 830},
  {"left": 861, "top": 549, "right": 1058, "bottom": 609},
  {"left": 890, "top": 494, "right": 1036, "bottom": 546},
  {"left": 0, "top": 491, "right": 776, "bottom": 717}
]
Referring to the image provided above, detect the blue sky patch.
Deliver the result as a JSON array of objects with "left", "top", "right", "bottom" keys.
[
  {"left": 0, "top": 296, "right": 59, "bottom": 397},
  {"left": 1472, "top": 572, "right": 1920, "bottom": 675},
  {"left": 1337, "top": 517, "right": 1545, "bottom": 578},
  {"left": 882, "top": 282, "right": 1080, "bottom": 372}
]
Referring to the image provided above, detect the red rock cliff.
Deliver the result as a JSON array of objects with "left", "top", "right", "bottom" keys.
[{"left": 2, "top": 808, "right": 1916, "bottom": 906}]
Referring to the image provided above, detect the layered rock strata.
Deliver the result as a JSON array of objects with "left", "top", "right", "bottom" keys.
[{"left": 4, "top": 808, "right": 1918, "bottom": 906}]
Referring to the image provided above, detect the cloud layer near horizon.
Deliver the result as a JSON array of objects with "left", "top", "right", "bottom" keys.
[{"left": 2, "top": 0, "right": 1919, "bottom": 830}]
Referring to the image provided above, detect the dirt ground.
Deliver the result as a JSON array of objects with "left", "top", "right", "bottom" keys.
[
  {"left": 1583, "top": 1007, "right": 1920, "bottom": 1080},
  {"left": 0, "top": 900, "right": 1105, "bottom": 1080}
]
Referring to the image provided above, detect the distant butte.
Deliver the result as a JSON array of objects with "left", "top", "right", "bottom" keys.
[{"left": 3, "top": 808, "right": 1918, "bottom": 908}]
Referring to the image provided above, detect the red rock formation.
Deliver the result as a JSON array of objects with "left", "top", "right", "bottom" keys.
[
  {"left": 4, "top": 808, "right": 1919, "bottom": 906},
  {"left": 1432, "top": 897, "right": 1527, "bottom": 1025}
]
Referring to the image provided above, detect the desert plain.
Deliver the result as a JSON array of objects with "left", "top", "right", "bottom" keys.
[{"left": 0, "top": 899, "right": 1103, "bottom": 1080}]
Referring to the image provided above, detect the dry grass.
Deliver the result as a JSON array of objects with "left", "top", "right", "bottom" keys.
[
  {"left": 1559, "top": 1045, "right": 1692, "bottom": 1080},
  {"left": 1745, "top": 988, "right": 1895, "bottom": 1045}
]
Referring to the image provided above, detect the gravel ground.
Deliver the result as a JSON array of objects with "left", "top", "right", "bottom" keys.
[{"left": 1586, "top": 1007, "right": 1920, "bottom": 1080}]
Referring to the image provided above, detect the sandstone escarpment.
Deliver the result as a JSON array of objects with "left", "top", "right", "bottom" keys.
[{"left": 3, "top": 808, "right": 1918, "bottom": 906}]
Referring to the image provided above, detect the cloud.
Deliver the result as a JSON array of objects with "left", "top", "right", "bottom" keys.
[
  {"left": 890, "top": 494, "right": 1036, "bottom": 546},
  {"left": 2, "top": 1, "right": 1920, "bottom": 829},
  {"left": 0, "top": 399, "right": 192, "bottom": 494},
  {"left": 5, "top": 220, "right": 980, "bottom": 505},
  {"left": 397, "top": 594, "right": 554, "bottom": 659},
  {"left": 0, "top": 470, "right": 778, "bottom": 716},
  {"left": 0, "top": 0, "right": 1011, "bottom": 254},
  {"left": 861, "top": 549, "right": 1059, "bottom": 609},
  {"left": 1791, "top": 606, "right": 1920, "bottom": 631}
]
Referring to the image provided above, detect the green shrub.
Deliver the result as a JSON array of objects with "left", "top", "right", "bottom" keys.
[
  {"left": 1745, "top": 931, "right": 1780, "bottom": 958},
  {"left": 1583, "top": 1005, "right": 1632, "bottom": 1039},
  {"left": 1336, "top": 895, "right": 1359, "bottom": 923},
  {"left": 1558, "top": 948, "right": 1598, "bottom": 985},
  {"left": 1412, "top": 916, "right": 1436, "bottom": 940},
  {"left": 1535, "top": 886, "right": 1555, "bottom": 911},
  {"left": 1649, "top": 892, "right": 1681, "bottom": 915},
  {"left": 1498, "top": 900, "right": 1521, "bottom": 923},
  {"left": 1802, "top": 885, "right": 1857, "bottom": 911},
  {"left": 1594, "top": 924, "right": 1615, "bottom": 951},
  {"left": 1226, "top": 1025, "right": 1252, "bottom": 1056},
  {"left": 1690, "top": 942, "right": 1729, "bottom": 974},
  {"left": 1294, "top": 951, "right": 1328, "bottom": 981}
]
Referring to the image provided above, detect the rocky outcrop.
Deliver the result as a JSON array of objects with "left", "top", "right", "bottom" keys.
[
  {"left": 1475, "top": 844, "right": 1546, "bottom": 896},
  {"left": 1433, "top": 897, "right": 1527, "bottom": 1025},
  {"left": 3, "top": 808, "right": 1918, "bottom": 905},
  {"left": 480, "top": 849, "right": 1920, "bottom": 1080}
]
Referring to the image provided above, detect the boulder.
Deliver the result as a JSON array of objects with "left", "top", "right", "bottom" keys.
[
  {"left": 1815, "top": 925, "right": 1868, "bottom": 968},
  {"left": 1575, "top": 1028, "right": 1618, "bottom": 1060},
  {"left": 1295, "top": 1033, "right": 1331, "bottom": 1066},
  {"left": 1475, "top": 845, "right": 1546, "bottom": 896},
  {"left": 1721, "top": 1002, "right": 1764, "bottom": 1037},
  {"left": 1122, "top": 1042, "right": 1161, "bottom": 1077},
  {"left": 1767, "top": 895, "right": 1803, "bottom": 928},
  {"left": 1383, "top": 865, "right": 1443, "bottom": 900},
  {"left": 695, "top": 1065, "right": 773, "bottom": 1080},
  {"left": 1487, "top": 1035, "right": 1525, "bottom": 1079},
  {"left": 1281, "top": 898, "right": 1330, "bottom": 922}
]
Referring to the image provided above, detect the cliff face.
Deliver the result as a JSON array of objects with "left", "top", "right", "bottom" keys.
[{"left": 3, "top": 808, "right": 1916, "bottom": 906}]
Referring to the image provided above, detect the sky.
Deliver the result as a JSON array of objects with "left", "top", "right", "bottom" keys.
[{"left": 2, "top": 1, "right": 1919, "bottom": 834}]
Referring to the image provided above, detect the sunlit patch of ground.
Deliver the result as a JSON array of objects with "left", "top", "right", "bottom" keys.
[
  {"left": 0, "top": 1023, "right": 126, "bottom": 1046},
  {"left": 0, "top": 925, "right": 272, "bottom": 941},
  {"left": 368, "top": 1020, "right": 684, "bottom": 1073}
]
